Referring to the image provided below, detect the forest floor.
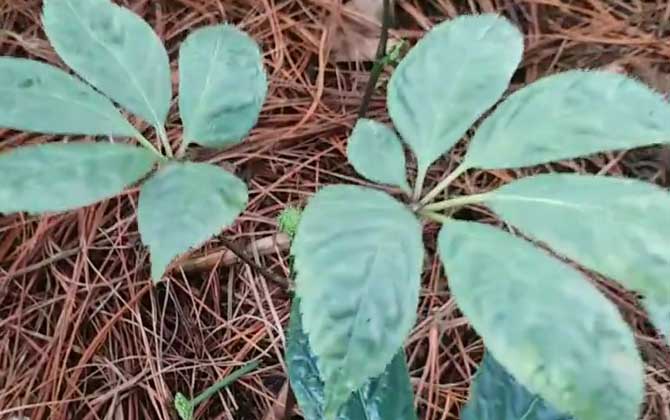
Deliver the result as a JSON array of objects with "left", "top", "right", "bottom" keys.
[{"left": 1, "top": 0, "right": 670, "bottom": 419}]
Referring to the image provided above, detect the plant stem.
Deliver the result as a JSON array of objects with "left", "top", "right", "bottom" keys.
[
  {"left": 418, "top": 210, "right": 451, "bottom": 224},
  {"left": 157, "top": 125, "right": 174, "bottom": 158},
  {"left": 132, "top": 128, "right": 166, "bottom": 160},
  {"left": 419, "top": 162, "right": 469, "bottom": 206},
  {"left": 422, "top": 193, "right": 489, "bottom": 212},
  {"left": 217, "top": 237, "right": 289, "bottom": 288},
  {"left": 175, "top": 139, "right": 189, "bottom": 159},
  {"left": 357, "top": 0, "right": 391, "bottom": 119},
  {"left": 191, "top": 360, "right": 260, "bottom": 407},
  {"left": 412, "top": 166, "right": 427, "bottom": 202}
]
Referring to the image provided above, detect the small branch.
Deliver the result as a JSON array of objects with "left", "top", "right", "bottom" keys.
[
  {"left": 419, "top": 162, "right": 469, "bottom": 206},
  {"left": 191, "top": 361, "right": 260, "bottom": 406},
  {"left": 211, "top": 236, "right": 290, "bottom": 288}
]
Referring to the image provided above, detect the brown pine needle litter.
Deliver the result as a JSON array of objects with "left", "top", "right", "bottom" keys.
[{"left": 2, "top": 1, "right": 670, "bottom": 419}]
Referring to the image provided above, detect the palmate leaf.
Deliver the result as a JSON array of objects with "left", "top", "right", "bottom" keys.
[
  {"left": 286, "top": 299, "right": 417, "bottom": 420},
  {"left": 179, "top": 25, "right": 267, "bottom": 148},
  {"left": 438, "top": 221, "right": 644, "bottom": 420},
  {"left": 0, "top": 58, "right": 135, "bottom": 136},
  {"left": 138, "top": 162, "right": 248, "bottom": 281},
  {"left": 484, "top": 174, "right": 670, "bottom": 340},
  {"left": 0, "top": 143, "right": 157, "bottom": 214},
  {"left": 43, "top": 0, "right": 172, "bottom": 128},
  {"left": 465, "top": 70, "right": 670, "bottom": 169},
  {"left": 292, "top": 185, "right": 423, "bottom": 418},
  {"left": 346, "top": 119, "right": 410, "bottom": 193},
  {"left": 387, "top": 14, "right": 522, "bottom": 177},
  {"left": 463, "top": 352, "right": 574, "bottom": 420}
]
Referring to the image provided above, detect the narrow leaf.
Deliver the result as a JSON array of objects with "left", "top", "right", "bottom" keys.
[
  {"left": 485, "top": 174, "right": 670, "bottom": 340},
  {"left": 0, "top": 58, "right": 135, "bottom": 136},
  {"left": 179, "top": 25, "right": 267, "bottom": 148},
  {"left": 0, "top": 143, "right": 157, "bottom": 214},
  {"left": 387, "top": 14, "right": 522, "bottom": 174},
  {"left": 286, "top": 299, "right": 417, "bottom": 420},
  {"left": 43, "top": 0, "right": 172, "bottom": 127},
  {"left": 292, "top": 185, "right": 423, "bottom": 417},
  {"left": 463, "top": 352, "right": 574, "bottom": 420},
  {"left": 138, "top": 162, "right": 247, "bottom": 281},
  {"left": 466, "top": 70, "right": 670, "bottom": 169},
  {"left": 438, "top": 221, "right": 644, "bottom": 420},
  {"left": 347, "top": 119, "right": 410, "bottom": 193}
]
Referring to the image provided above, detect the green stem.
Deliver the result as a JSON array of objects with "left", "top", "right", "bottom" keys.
[
  {"left": 419, "top": 162, "right": 469, "bottom": 206},
  {"left": 422, "top": 193, "right": 489, "bottom": 212},
  {"left": 191, "top": 360, "right": 260, "bottom": 407},
  {"left": 412, "top": 166, "right": 427, "bottom": 202},
  {"left": 157, "top": 125, "right": 174, "bottom": 158},
  {"left": 132, "top": 128, "right": 166, "bottom": 161},
  {"left": 418, "top": 209, "right": 451, "bottom": 224},
  {"left": 175, "top": 139, "right": 189, "bottom": 159}
]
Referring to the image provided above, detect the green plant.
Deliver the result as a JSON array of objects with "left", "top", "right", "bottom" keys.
[
  {"left": 0, "top": 0, "right": 267, "bottom": 281},
  {"left": 286, "top": 14, "right": 670, "bottom": 420}
]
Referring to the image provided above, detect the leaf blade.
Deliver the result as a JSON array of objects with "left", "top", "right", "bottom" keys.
[
  {"left": 43, "top": 0, "right": 172, "bottom": 127},
  {"left": 138, "top": 162, "right": 248, "bottom": 281},
  {"left": 292, "top": 185, "right": 423, "bottom": 417},
  {"left": 347, "top": 118, "right": 410, "bottom": 193},
  {"left": 466, "top": 70, "right": 670, "bottom": 169},
  {"left": 438, "top": 221, "right": 644, "bottom": 420},
  {"left": 387, "top": 14, "right": 522, "bottom": 173},
  {"left": 178, "top": 24, "right": 267, "bottom": 148},
  {"left": 0, "top": 143, "right": 157, "bottom": 214},
  {"left": 485, "top": 174, "right": 670, "bottom": 340},
  {"left": 0, "top": 58, "right": 135, "bottom": 136}
]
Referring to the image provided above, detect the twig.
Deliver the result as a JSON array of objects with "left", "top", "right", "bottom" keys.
[{"left": 214, "top": 236, "right": 290, "bottom": 288}]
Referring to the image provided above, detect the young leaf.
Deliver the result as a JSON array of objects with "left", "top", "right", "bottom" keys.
[
  {"left": 286, "top": 299, "right": 418, "bottom": 420},
  {"left": 387, "top": 14, "right": 522, "bottom": 176},
  {"left": 179, "top": 25, "right": 267, "bottom": 148},
  {"left": 138, "top": 162, "right": 248, "bottom": 281},
  {"left": 346, "top": 119, "right": 411, "bottom": 194},
  {"left": 0, "top": 58, "right": 135, "bottom": 136},
  {"left": 43, "top": 0, "right": 172, "bottom": 128},
  {"left": 292, "top": 185, "right": 423, "bottom": 418},
  {"left": 462, "top": 352, "right": 574, "bottom": 420},
  {"left": 484, "top": 174, "right": 670, "bottom": 340},
  {"left": 465, "top": 71, "right": 670, "bottom": 169},
  {"left": 438, "top": 221, "right": 644, "bottom": 420},
  {"left": 0, "top": 143, "right": 157, "bottom": 214}
]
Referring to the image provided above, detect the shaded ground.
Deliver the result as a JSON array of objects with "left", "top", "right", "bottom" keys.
[{"left": 1, "top": 0, "right": 669, "bottom": 419}]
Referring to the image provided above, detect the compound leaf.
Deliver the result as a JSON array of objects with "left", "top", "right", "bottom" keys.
[
  {"left": 43, "top": 0, "right": 172, "bottom": 128},
  {"left": 463, "top": 352, "right": 574, "bottom": 420},
  {"left": 138, "top": 162, "right": 247, "bottom": 281},
  {"left": 286, "top": 299, "right": 417, "bottom": 420},
  {"left": 292, "top": 185, "right": 423, "bottom": 418},
  {"left": 179, "top": 25, "right": 267, "bottom": 148},
  {"left": 347, "top": 119, "right": 410, "bottom": 193},
  {"left": 438, "top": 221, "right": 644, "bottom": 420},
  {"left": 466, "top": 70, "right": 670, "bottom": 169},
  {"left": 0, "top": 143, "right": 156, "bottom": 214},
  {"left": 0, "top": 58, "right": 135, "bottom": 136},
  {"left": 485, "top": 174, "right": 670, "bottom": 340},
  {"left": 388, "top": 14, "right": 522, "bottom": 176}
]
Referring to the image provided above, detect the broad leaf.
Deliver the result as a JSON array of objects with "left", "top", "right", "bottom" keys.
[
  {"left": 286, "top": 299, "right": 417, "bottom": 420},
  {"left": 0, "top": 58, "right": 135, "bottom": 136},
  {"left": 138, "top": 162, "right": 248, "bottom": 280},
  {"left": 465, "top": 70, "right": 670, "bottom": 169},
  {"left": 387, "top": 14, "right": 522, "bottom": 176},
  {"left": 43, "top": 0, "right": 172, "bottom": 128},
  {"left": 438, "top": 221, "right": 644, "bottom": 420},
  {"left": 462, "top": 352, "right": 574, "bottom": 420},
  {"left": 347, "top": 119, "right": 410, "bottom": 193},
  {"left": 0, "top": 143, "right": 156, "bottom": 214},
  {"left": 292, "top": 185, "right": 423, "bottom": 418},
  {"left": 179, "top": 25, "right": 267, "bottom": 148},
  {"left": 485, "top": 174, "right": 670, "bottom": 340}
]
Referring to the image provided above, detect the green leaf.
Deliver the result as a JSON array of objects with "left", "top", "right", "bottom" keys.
[
  {"left": 292, "top": 185, "right": 423, "bottom": 418},
  {"left": 346, "top": 119, "right": 410, "bottom": 194},
  {"left": 0, "top": 143, "right": 157, "bottom": 214},
  {"left": 484, "top": 174, "right": 670, "bottom": 340},
  {"left": 286, "top": 299, "right": 417, "bottom": 420},
  {"left": 178, "top": 25, "right": 267, "bottom": 148},
  {"left": 438, "top": 221, "right": 644, "bottom": 420},
  {"left": 138, "top": 162, "right": 248, "bottom": 281},
  {"left": 387, "top": 14, "right": 522, "bottom": 175},
  {"left": 465, "top": 70, "right": 670, "bottom": 169},
  {"left": 463, "top": 352, "right": 574, "bottom": 420},
  {"left": 0, "top": 58, "right": 135, "bottom": 136},
  {"left": 174, "top": 392, "right": 194, "bottom": 420},
  {"left": 43, "top": 0, "right": 172, "bottom": 128}
]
